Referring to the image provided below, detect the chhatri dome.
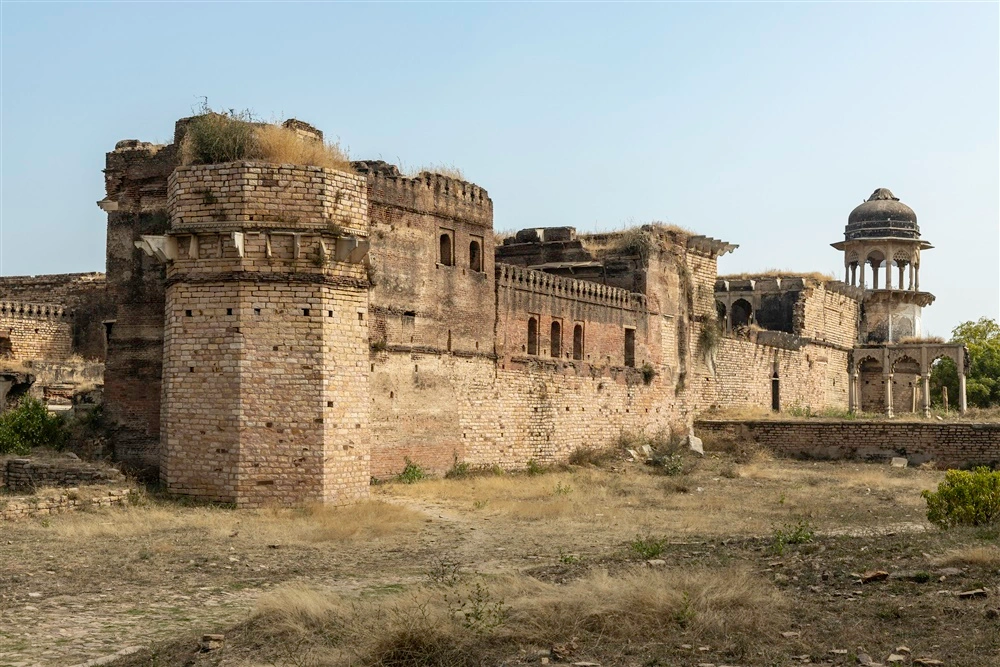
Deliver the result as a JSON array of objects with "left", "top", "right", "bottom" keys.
[{"left": 844, "top": 188, "right": 920, "bottom": 240}]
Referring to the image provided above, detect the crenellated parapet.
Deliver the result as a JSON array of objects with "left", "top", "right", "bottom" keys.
[
  {"left": 497, "top": 263, "right": 646, "bottom": 311},
  {"left": 354, "top": 160, "right": 492, "bottom": 228},
  {"left": 169, "top": 162, "right": 368, "bottom": 235},
  {"left": 0, "top": 302, "right": 72, "bottom": 321}
]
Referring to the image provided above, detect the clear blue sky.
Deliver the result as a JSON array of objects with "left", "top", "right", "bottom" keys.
[{"left": 2, "top": 2, "right": 997, "bottom": 336}]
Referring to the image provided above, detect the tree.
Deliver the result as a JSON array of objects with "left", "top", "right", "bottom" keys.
[{"left": 931, "top": 317, "right": 1000, "bottom": 408}]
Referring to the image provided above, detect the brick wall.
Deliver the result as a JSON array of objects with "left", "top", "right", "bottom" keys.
[
  {"left": 161, "top": 163, "right": 371, "bottom": 507},
  {"left": 695, "top": 419, "right": 1000, "bottom": 469},
  {"left": 0, "top": 303, "right": 73, "bottom": 361},
  {"left": 5, "top": 458, "right": 122, "bottom": 492},
  {"left": 1, "top": 488, "right": 131, "bottom": 521},
  {"left": 0, "top": 273, "right": 110, "bottom": 360}
]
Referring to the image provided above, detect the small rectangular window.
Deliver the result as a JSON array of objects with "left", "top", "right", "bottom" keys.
[
  {"left": 624, "top": 328, "right": 636, "bottom": 367},
  {"left": 302, "top": 308, "right": 310, "bottom": 316}
]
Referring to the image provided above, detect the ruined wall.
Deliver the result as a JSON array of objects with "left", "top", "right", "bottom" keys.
[
  {"left": 796, "top": 283, "right": 861, "bottom": 348},
  {"left": 0, "top": 273, "right": 110, "bottom": 359},
  {"left": 695, "top": 419, "right": 1000, "bottom": 469},
  {"left": 697, "top": 336, "right": 850, "bottom": 413},
  {"left": 101, "top": 138, "right": 179, "bottom": 475},
  {"left": 361, "top": 162, "right": 494, "bottom": 355},
  {"left": 161, "top": 163, "right": 370, "bottom": 506},
  {"left": 0, "top": 303, "right": 73, "bottom": 361}
]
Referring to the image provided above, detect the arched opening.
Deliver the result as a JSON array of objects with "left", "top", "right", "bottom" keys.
[
  {"left": 0, "top": 336, "right": 12, "bottom": 359},
  {"left": 731, "top": 298, "right": 752, "bottom": 329},
  {"left": 550, "top": 321, "right": 561, "bottom": 358},
  {"left": 891, "top": 355, "right": 921, "bottom": 414},
  {"left": 858, "top": 358, "right": 884, "bottom": 412},
  {"left": 439, "top": 233, "right": 453, "bottom": 266},
  {"left": 527, "top": 317, "right": 538, "bottom": 355},
  {"left": 572, "top": 324, "right": 584, "bottom": 360},
  {"left": 866, "top": 250, "right": 885, "bottom": 289},
  {"left": 715, "top": 301, "right": 727, "bottom": 329},
  {"left": 469, "top": 240, "right": 482, "bottom": 272}
]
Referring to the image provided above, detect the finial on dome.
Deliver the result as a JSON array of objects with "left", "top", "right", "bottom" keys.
[{"left": 868, "top": 188, "right": 899, "bottom": 202}]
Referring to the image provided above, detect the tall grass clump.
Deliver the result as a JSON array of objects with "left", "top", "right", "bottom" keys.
[
  {"left": 922, "top": 467, "right": 1000, "bottom": 528},
  {"left": 179, "top": 106, "right": 352, "bottom": 171},
  {"left": 0, "top": 396, "right": 67, "bottom": 454}
]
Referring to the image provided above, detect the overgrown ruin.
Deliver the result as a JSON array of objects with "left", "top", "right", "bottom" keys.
[{"left": 0, "top": 116, "right": 976, "bottom": 506}]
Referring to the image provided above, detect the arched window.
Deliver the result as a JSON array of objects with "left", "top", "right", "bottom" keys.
[
  {"left": 469, "top": 240, "right": 482, "bottom": 272},
  {"left": 550, "top": 321, "right": 561, "bottom": 358},
  {"left": 731, "top": 298, "right": 753, "bottom": 328},
  {"left": 572, "top": 324, "right": 584, "bottom": 360},
  {"left": 527, "top": 317, "right": 538, "bottom": 355},
  {"left": 439, "top": 233, "right": 453, "bottom": 266}
]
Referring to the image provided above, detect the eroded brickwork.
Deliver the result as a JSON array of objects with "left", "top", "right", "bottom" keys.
[
  {"left": 696, "top": 419, "right": 1000, "bottom": 469},
  {"left": 0, "top": 303, "right": 73, "bottom": 361},
  {"left": 160, "top": 163, "right": 370, "bottom": 506}
]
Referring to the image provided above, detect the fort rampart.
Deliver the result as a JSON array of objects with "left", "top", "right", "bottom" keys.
[{"left": 695, "top": 419, "right": 1000, "bottom": 469}]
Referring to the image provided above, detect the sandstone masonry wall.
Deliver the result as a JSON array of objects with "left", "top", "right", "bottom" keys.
[
  {"left": 161, "top": 163, "right": 371, "bottom": 506},
  {"left": 5, "top": 458, "right": 122, "bottom": 492},
  {"left": 0, "top": 303, "right": 73, "bottom": 361},
  {"left": 695, "top": 419, "right": 1000, "bottom": 469}
]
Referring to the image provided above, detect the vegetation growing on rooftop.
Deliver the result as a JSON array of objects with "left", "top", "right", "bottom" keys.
[
  {"left": 718, "top": 269, "right": 835, "bottom": 282},
  {"left": 179, "top": 105, "right": 353, "bottom": 171}
]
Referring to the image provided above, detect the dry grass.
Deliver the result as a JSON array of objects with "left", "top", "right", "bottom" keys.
[
  {"left": 49, "top": 499, "right": 424, "bottom": 545},
  {"left": 179, "top": 114, "right": 353, "bottom": 172},
  {"left": 248, "top": 565, "right": 785, "bottom": 665},
  {"left": 416, "top": 164, "right": 466, "bottom": 180},
  {"left": 719, "top": 269, "right": 835, "bottom": 283},
  {"left": 932, "top": 545, "right": 1000, "bottom": 568},
  {"left": 254, "top": 124, "right": 353, "bottom": 172},
  {"left": 386, "top": 456, "right": 939, "bottom": 537},
  {"left": 897, "top": 335, "right": 947, "bottom": 344}
]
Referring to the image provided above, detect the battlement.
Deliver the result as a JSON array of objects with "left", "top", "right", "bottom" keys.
[
  {"left": 0, "top": 302, "right": 71, "bottom": 320},
  {"left": 497, "top": 263, "right": 646, "bottom": 310},
  {"left": 167, "top": 162, "right": 368, "bottom": 235},
  {"left": 354, "top": 160, "right": 492, "bottom": 228}
]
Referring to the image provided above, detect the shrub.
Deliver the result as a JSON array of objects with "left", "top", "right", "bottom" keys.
[
  {"left": 629, "top": 534, "right": 667, "bottom": 559},
  {"left": 640, "top": 362, "right": 657, "bottom": 385},
  {"left": 0, "top": 397, "right": 67, "bottom": 454},
  {"left": 922, "top": 467, "right": 1000, "bottom": 528},
  {"left": 525, "top": 459, "right": 545, "bottom": 476},
  {"left": 395, "top": 458, "right": 426, "bottom": 484},
  {"left": 771, "top": 519, "right": 815, "bottom": 555},
  {"left": 179, "top": 106, "right": 352, "bottom": 171},
  {"left": 568, "top": 446, "right": 617, "bottom": 467}
]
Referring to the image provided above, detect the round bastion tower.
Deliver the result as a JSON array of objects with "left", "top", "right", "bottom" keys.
[
  {"left": 136, "top": 155, "right": 373, "bottom": 507},
  {"left": 832, "top": 188, "right": 935, "bottom": 343}
]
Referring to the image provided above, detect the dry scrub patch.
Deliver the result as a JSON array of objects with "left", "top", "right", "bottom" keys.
[{"left": 5, "top": 456, "right": 1000, "bottom": 666}]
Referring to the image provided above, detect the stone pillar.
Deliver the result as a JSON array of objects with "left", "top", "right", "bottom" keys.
[
  {"left": 885, "top": 260, "right": 892, "bottom": 290},
  {"left": 885, "top": 373, "right": 894, "bottom": 418},
  {"left": 959, "top": 373, "right": 967, "bottom": 414},
  {"left": 859, "top": 261, "right": 866, "bottom": 289},
  {"left": 848, "top": 371, "right": 857, "bottom": 413},
  {"left": 914, "top": 265, "right": 919, "bottom": 291},
  {"left": 898, "top": 264, "right": 905, "bottom": 289},
  {"left": 845, "top": 265, "right": 850, "bottom": 284},
  {"left": 922, "top": 373, "right": 931, "bottom": 417},
  {"left": 908, "top": 263, "right": 915, "bottom": 291}
]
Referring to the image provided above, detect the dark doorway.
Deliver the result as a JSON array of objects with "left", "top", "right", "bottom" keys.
[
  {"left": 624, "top": 328, "right": 636, "bottom": 367},
  {"left": 771, "top": 372, "right": 780, "bottom": 412}
]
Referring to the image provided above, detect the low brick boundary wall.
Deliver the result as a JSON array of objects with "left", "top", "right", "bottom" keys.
[
  {"left": 1, "top": 488, "right": 131, "bottom": 521},
  {"left": 5, "top": 458, "right": 122, "bottom": 492},
  {"left": 694, "top": 419, "right": 1000, "bottom": 469}
]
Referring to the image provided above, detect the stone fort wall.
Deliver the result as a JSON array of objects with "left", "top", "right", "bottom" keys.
[
  {"left": 160, "top": 163, "right": 371, "bottom": 506},
  {"left": 0, "top": 302, "right": 73, "bottom": 362},
  {"left": 695, "top": 419, "right": 1000, "bottom": 469}
]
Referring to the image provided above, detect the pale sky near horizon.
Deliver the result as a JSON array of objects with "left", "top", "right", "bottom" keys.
[{"left": 1, "top": 1, "right": 997, "bottom": 336}]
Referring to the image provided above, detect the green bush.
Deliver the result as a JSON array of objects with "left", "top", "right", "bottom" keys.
[
  {"left": 629, "top": 534, "right": 667, "bottom": 559},
  {"left": 395, "top": 457, "right": 426, "bottom": 484},
  {"left": 771, "top": 519, "right": 815, "bottom": 554},
  {"left": 922, "top": 467, "right": 1000, "bottom": 528},
  {"left": 0, "top": 397, "right": 67, "bottom": 455},
  {"left": 181, "top": 108, "right": 258, "bottom": 165}
]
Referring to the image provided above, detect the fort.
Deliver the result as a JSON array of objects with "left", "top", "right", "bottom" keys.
[{"left": 0, "top": 116, "right": 984, "bottom": 507}]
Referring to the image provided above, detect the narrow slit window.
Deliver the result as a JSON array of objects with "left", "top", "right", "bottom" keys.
[
  {"left": 550, "top": 321, "right": 561, "bottom": 358},
  {"left": 573, "top": 324, "right": 584, "bottom": 360},
  {"left": 527, "top": 317, "right": 538, "bottom": 356},
  {"left": 439, "top": 232, "right": 453, "bottom": 266},
  {"left": 624, "top": 328, "right": 636, "bottom": 367},
  {"left": 469, "top": 239, "right": 482, "bottom": 272}
]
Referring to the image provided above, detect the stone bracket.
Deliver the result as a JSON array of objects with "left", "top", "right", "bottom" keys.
[{"left": 134, "top": 235, "right": 178, "bottom": 263}]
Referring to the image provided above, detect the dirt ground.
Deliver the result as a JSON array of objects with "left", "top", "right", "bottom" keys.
[{"left": 1, "top": 453, "right": 998, "bottom": 667}]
